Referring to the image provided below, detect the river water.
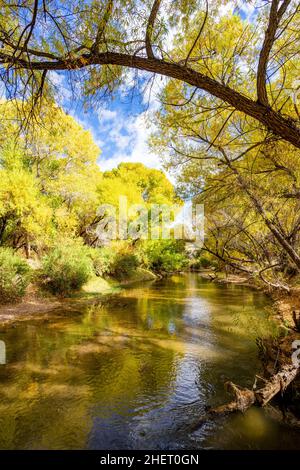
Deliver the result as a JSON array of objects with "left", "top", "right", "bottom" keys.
[{"left": 0, "top": 273, "right": 299, "bottom": 449}]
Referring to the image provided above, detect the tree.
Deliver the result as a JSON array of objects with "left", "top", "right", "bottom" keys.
[
  {"left": 0, "top": 101, "right": 181, "bottom": 253},
  {"left": 103, "top": 162, "right": 178, "bottom": 204},
  {"left": 0, "top": 101, "right": 102, "bottom": 253},
  {"left": 150, "top": 56, "right": 300, "bottom": 283},
  {"left": 0, "top": 1, "right": 299, "bottom": 148}
]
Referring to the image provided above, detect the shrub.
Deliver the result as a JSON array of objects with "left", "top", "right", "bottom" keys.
[
  {"left": 0, "top": 248, "right": 31, "bottom": 303},
  {"left": 154, "top": 251, "right": 188, "bottom": 272},
  {"left": 141, "top": 240, "right": 188, "bottom": 273},
  {"left": 110, "top": 252, "right": 139, "bottom": 279},
  {"left": 192, "top": 252, "right": 219, "bottom": 270},
  {"left": 41, "top": 244, "right": 93, "bottom": 295},
  {"left": 88, "top": 247, "right": 115, "bottom": 277}
]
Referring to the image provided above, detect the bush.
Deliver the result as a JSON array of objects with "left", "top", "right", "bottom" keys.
[
  {"left": 41, "top": 244, "right": 93, "bottom": 295},
  {"left": 141, "top": 240, "right": 188, "bottom": 273},
  {"left": 154, "top": 251, "right": 188, "bottom": 272},
  {"left": 88, "top": 247, "right": 116, "bottom": 277},
  {"left": 192, "top": 252, "right": 218, "bottom": 270},
  {"left": 0, "top": 248, "right": 31, "bottom": 303},
  {"left": 110, "top": 252, "right": 139, "bottom": 279}
]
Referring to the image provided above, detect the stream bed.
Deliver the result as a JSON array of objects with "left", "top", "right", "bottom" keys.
[{"left": 0, "top": 273, "right": 299, "bottom": 449}]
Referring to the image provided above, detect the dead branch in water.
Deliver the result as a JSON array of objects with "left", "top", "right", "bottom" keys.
[
  {"left": 215, "top": 364, "right": 298, "bottom": 412},
  {"left": 192, "top": 363, "right": 299, "bottom": 430}
]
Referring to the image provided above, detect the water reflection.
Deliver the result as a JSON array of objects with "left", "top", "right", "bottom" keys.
[{"left": 0, "top": 273, "right": 299, "bottom": 449}]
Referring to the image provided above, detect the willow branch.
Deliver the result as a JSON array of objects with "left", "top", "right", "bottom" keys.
[
  {"left": 145, "top": 0, "right": 161, "bottom": 59},
  {"left": 257, "top": 0, "right": 291, "bottom": 105},
  {"left": 184, "top": 0, "right": 208, "bottom": 66}
]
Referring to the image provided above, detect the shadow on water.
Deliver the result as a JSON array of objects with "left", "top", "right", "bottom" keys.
[{"left": 0, "top": 273, "right": 299, "bottom": 449}]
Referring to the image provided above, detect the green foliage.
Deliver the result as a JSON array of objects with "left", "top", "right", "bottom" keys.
[
  {"left": 150, "top": 17, "right": 300, "bottom": 283},
  {"left": 0, "top": 101, "right": 102, "bottom": 251},
  {"left": 88, "top": 247, "right": 116, "bottom": 277},
  {"left": 0, "top": 103, "right": 181, "bottom": 256},
  {"left": 0, "top": 101, "right": 189, "bottom": 297},
  {"left": 0, "top": 248, "right": 31, "bottom": 303},
  {"left": 103, "top": 163, "right": 178, "bottom": 205},
  {"left": 192, "top": 253, "right": 218, "bottom": 270},
  {"left": 89, "top": 240, "right": 189, "bottom": 280},
  {"left": 41, "top": 244, "right": 93, "bottom": 295},
  {"left": 110, "top": 251, "right": 139, "bottom": 280},
  {"left": 140, "top": 240, "right": 188, "bottom": 273}
]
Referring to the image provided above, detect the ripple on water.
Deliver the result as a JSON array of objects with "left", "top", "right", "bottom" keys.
[{"left": 0, "top": 273, "right": 298, "bottom": 449}]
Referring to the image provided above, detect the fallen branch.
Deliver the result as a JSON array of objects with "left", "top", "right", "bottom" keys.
[
  {"left": 191, "top": 363, "right": 299, "bottom": 430},
  {"left": 213, "top": 363, "right": 298, "bottom": 413}
]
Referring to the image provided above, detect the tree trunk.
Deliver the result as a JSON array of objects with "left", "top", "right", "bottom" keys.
[{"left": 223, "top": 155, "right": 300, "bottom": 271}]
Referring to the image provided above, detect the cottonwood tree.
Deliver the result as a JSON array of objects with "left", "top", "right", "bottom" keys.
[
  {"left": 151, "top": 66, "right": 300, "bottom": 283},
  {"left": 149, "top": 10, "right": 300, "bottom": 280},
  {"left": 0, "top": 0, "right": 299, "bottom": 148},
  {"left": 0, "top": 102, "right": 179, "bottom": 253}
]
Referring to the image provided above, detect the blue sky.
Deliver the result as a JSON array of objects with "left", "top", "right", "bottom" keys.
[
  {"left": 50, "top": 69, "right": 165, "bottom": 173},
  {"left": 47, "top": 1, "right": 256, "bottom": 175},
  {"left": 0, "top": 1, "right": 256, "bottom": 176}
]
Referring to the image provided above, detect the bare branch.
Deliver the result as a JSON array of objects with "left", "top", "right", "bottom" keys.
[
  {"left": 13, "top": 0, "right": 39, "bottom": 59},
  {"left": 145, "top": 0, "right": 161, "bottom": 59},
  {"left": 257, "top": 0, "right": 291, "bottom": 105},
  {"left": 184, "top": 0, "right": 208, "bottom": 66}
]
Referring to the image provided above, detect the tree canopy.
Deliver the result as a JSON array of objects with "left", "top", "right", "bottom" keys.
[
  {"left": 151, "top": 63, "right": 300, "bottom": 285},
  {"left": 0, "top": 101, "right": 178, "bottom": 255},
  {"left": 0, "top": 1, "right": 299, "bottom": 147}
]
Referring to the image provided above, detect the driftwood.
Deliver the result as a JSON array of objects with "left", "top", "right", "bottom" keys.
[
  {"left": 211, "top": 364, "right": 298, "bottom": 414},
  {"left": 190, "top": 363, "right": 299, "bottom": 431}
]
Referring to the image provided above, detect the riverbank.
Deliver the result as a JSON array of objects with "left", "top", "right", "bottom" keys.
[
  {"left": 0, "top": 268, "right": 158, "bottom": 325},
  {"left": 1, "top": 269, "right": 299, "bottom": 439},
  {"left": 197, "top": 269, "right": 300, "bottom": 328}
]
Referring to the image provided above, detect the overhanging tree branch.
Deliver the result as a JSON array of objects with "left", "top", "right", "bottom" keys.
[{"left": 1, "top": 50, "right": 299, "bottom": 148}]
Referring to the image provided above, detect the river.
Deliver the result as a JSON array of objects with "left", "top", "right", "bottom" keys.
[{"left": 0, "top": 273, "right": 299, "bottom": 449}]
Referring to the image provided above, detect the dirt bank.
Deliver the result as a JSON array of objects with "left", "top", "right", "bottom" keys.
[
  {"left": 0, "top": 269, "right": 158, "bottom": 325},
  {"left": 264, "top": 289, "right": 300, "bottom": 374}
]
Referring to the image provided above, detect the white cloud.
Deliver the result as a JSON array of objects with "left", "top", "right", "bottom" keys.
[
  {"left": 50, "top": 71, "right": 73, "bottom": 104},
  {"left": 99, "top": 110, "right": 162, "bottom": 172},
  {"left": 98, "top": 108, "right": 117, "bottom": 122},
  {"left": 219, "top": 1, "right": 235, "bottom": 16},
  {"left": 218, "top": 1, "right": 257, "bottom": 22}
]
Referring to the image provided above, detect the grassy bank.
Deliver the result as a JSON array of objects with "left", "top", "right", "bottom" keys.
[
  {"left": 0, "top": 239, "right": 189, "bottom": 322},
  {"left": 0, "top": 267, "right": 158, "bottom": 325}
]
